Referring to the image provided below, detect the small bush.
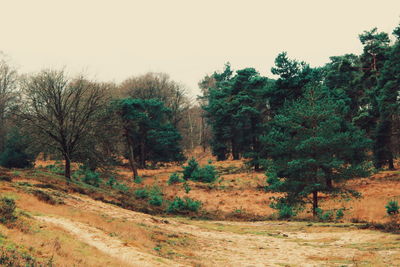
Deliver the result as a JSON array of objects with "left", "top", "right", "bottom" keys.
[
  {"left": 270, "top": 201, "right": 296, "bottom": 219},
  {"left": 114, "top": 183, "right": 129, "bottom": 192},
  {"left": 168, "top": 173, "right": 182, "bottom": 185},
  {"left": 32, "top": 190, "right": 62, "bottom": 205},
  {"left": 0, "top": 197, "right": 17, "bottom": 224},
  {"left": 182, "top": 158, "right": 199, "bottom": 180},
  {"left": 134, "top": 188, "right": 149, "bottom": 199},
  {"left": 336, "top": 208, "right": 345, "bottom": 220},
  {"left": 191, "top": 164, "right": 218, "bottom": 183},
  {"left": 386, "top": 200, "right": 399, "bottom": 216},
  {"left": 134, "top": 176, "right": 143, "bottom": 184},
  {"left": 183, "top": 182, "right": 191, "bottom": 194},
  {"left": 167, "top": 197, "right": 201, "bottom": 214},
  {"left": 148, "top": 194, "right": 163, "bottom": 206},
  {"left": 0, "top": 247, "right": 39, "bottom": 266},
  {"left": 317, "top": 209, "right": 334, "bottom": 222},
  {"left": 106, "top": 176, "right": 117, "bottom": 187},
  {"left": 78, "top": 168, "right": 101, "bottom": 187}
]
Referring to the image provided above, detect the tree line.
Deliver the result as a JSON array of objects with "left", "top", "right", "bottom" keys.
[
  {"left": 0, "top": 68, "right": 205, "bottom": 179},
  {"left": 200, "top": 25, "right": 400, "bottom": 215}
]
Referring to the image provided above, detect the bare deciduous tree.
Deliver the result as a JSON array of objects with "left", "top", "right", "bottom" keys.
[
  {"left": 0, "top": 57, "right": 18, "bottom": 151},
  {"left": 19, "top": 70, "right": 107, "bottom": 179}
]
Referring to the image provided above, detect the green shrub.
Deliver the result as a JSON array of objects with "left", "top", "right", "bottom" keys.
[
  {"left": 106, "top": 176, "right": 117, "bottom": 187},
  {"left": 148, "top": 194, "right": 163, "bottom": 206},
  {"left": 182, "top": 158, "right": 199, "bottom": 180},
  {"left": 82, "top": 170, "right": 101, "bottom": 187},
  {"left": 114, "top": 183, "right": 129, "bottom": 192},
  {"left": 46, "top": 164, "right": 64, "bottom": 175},
  {"left": 168, "top": 173, "right": 182, "bottom": 185},
  {"left": 386, "top": 200, "right": 399, "bottom": 216},
  {"left": 316, "top": 208, "right": 334, "bottom": 222},
  {"left": 0, "top": 247, "right": 39, "bottom": 266},
  {"left": 134, "top": 176, "right": 143, "bottom": 184},
  {"left": 167, "top": 197, "right": 201, "bottom": 214},
  {"left": 0, "top": 197, "right": 17, "bottom": 224},
  {"left": 134, "top": 188, "right": 149, "bottom": 199},
  {"left": 191, "top": 164, "right": 218, "bottom": 183},
  {"left": 270, "top": 201, "right": 296, "bottom": 219},
  {"left": 183, "top": 182, "right": 191, "bottom": 194},
  {"left": 336, "top": 208, "right": 345, "bottom": 220}
]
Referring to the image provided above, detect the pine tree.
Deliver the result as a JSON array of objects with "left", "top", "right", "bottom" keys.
[{"left": 265, "top": 86, "right": 371, "bottom": 217}]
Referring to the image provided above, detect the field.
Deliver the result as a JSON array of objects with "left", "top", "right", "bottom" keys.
[{"left": 0, "top": 153, "right": 399, "bottom": 266}]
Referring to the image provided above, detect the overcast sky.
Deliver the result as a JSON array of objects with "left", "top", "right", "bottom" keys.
[{"left": 1, "top": 0, "right": 400, "bottom": 96}]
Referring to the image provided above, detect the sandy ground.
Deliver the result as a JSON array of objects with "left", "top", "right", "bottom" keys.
[{"left": 35, "top": 194, "right": 400, "bottom": 267}]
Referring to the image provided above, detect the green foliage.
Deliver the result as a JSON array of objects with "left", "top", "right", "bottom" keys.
[
  {"left": 385, "top": 200, "right": 399, "bottom": 216},
  {"left": 134, "top": 176, "right": 143, "bottom": 184},
  {"left": 148, "top": 194, "right": 163, "bottom": 206},
  {"left": 168, "top": 173, "right": 182, "bottom": 185},
  {"left": 0, "top": 129, "right": 35, "bottom": 169},
  {"left": 46, "top": 164, "right": 64, "bottom": 175},
  {"left": 265, "top": 86, "right": 371, "bottom": 215},
  {"left": 167, "top": 197, "right": 201, "bottom": 214},
  {"left": 0, "top": 197, "right": 16, "bottom": 224},
  {"left": 270, "top": 201, "right": 296, "bottom": 219},
  {"left": 336, "top": 208, "right": 345, "bottom": 220},
  {"left": 182, "top": 158, "right": 218, "bottom": 183},
  {"left": 81, "top": 169, "right": 101, "bottom": 187},
  {"left": 190, "top": 164, "right": 218, "bottom": 183},
  {"left": 134, "top": 188, "right": 149, "bottom": 199},
  {"left": 106, "top": 176, "right": 117, "bottom": 187},
  {"left": 316, "top": 208, "right": 334, "bottom": 222},
  {"left": 182, "top": 158, "right": 198, "bottom": 180},
  {"left": 115, "top": 98, "right": 185, "bottom": 167},
  {"left": 183, "top": 182, "right": 191, "bottom": 194}
]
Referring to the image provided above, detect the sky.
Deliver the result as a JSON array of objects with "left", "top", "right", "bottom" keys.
[{"left": 1, "top": 0, "right": 400, "bottom": 97}]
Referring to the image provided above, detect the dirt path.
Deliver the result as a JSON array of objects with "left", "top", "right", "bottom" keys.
[
  {"left": 36, "top": 216, "right": 184, "bottom": 267},
  {"left": 37, "top": 195, "right": 400, "bottom": 266}
]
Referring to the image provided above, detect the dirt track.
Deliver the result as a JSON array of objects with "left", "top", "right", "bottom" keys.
[{"left": 35, "top": 195, "right": 400, "bottom": 266}]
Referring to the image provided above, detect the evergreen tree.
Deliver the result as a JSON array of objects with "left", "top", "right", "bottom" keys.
[
  {"left": 374, "top": 25, "right": 400, "bottom": 169},
  {"left": 0, "top": 128, "right": 35, "bottom": 168},
  {"left": 265, "top": 86, "right": 371, "bottom": 216},
  {"left": 116, "top": 98, "right": 184, "bottom": 171}
]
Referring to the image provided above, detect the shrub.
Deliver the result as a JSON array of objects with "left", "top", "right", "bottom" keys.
[
  {"left": 148, "top": 194, "right": 163, "bottom": 206},
  {"left": 183, "top": 182, "right": 191, "bottom": 194},
  {"left": 32, "top": 190, "right": 58, "bottom": 205},
  {"left": 74, "top": 166, "right": 101, "bottom": 187},
  {"left": 182, "top": 158, "right": 199, "bottom": 180},
  {"left": 46, "top": 164, "right": 64, "bottom": 175},
  {"left": 168, "top": 173, "right": 182, "bottom": 185},
  {"left": 106, "top": 176, "right": 117, "bottom": 187},
  {"left": 336, "top": 208, "right": 345, "bottom": 220},
  {"left": 134, "top": 176, "right": 143, "bottom": 184},
  {"left": 191, "top": 164, "right": 218, "bottom": 183},
  {"left": 317, "top": 209, "right": 334, "bottom": 222},
  {"left": 0, "top": 197, "right": 17, "bottom": 224},
  {"left": 386, "top": 200, "right": 399, "bottom": 216},
  {"left": 167, "top": 197, "right": 201, "bottom": 214},
  {"left": 0, "top": 247, "right": 39, "bottom": 266},
  {"left": 134, "top": 188, "right": 149, "bottom": 199},
  {"left": 270, "top": 201, "right": 296, "bottom": 219}
]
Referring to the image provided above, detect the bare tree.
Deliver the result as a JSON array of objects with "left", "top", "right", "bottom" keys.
[
  {"left": 19, "top": 70, "right": 107, "bottom": 179},
  {"left": 0, "top": 58, "right": 18, "bottom": 151}
]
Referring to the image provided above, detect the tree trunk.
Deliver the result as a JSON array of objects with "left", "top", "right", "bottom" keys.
[
  {"left": 231, "top": 139, "right": 240, "bottom": 160},
  {"left": 125, "top": 129, "right": 139, "bottom": 178},
  {"left": 312, "top": 191, "right": 318, "bottom": 217},
  {"left": 64, "top": 155, "right": 71, "bottom": 180},
  {"left": 140, "top": 138, "right": 145, "bottom": 168}
]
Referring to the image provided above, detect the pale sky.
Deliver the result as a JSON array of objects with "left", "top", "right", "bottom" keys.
[{"left": 1, "top": 0, "right": 400, "bottom": 97}]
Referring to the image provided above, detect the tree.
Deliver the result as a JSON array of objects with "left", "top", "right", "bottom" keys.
[
  {"left": 265, "top": 86, "right": 371, "bottom": 217},
  {"left": 0, "top": 57, "right": 18, "bottom": 153},
  {"left": 0, "top": 128, "right": 35, "bottom": 168},
  {"left": 115, "top": 98, "right": 184, "bottom": 177},
  {"left": 19, "top": 70, "right": 107, "bottom": 179},
  {"left": 374, "top": 25, "right": 400, "bottom": 169}
]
